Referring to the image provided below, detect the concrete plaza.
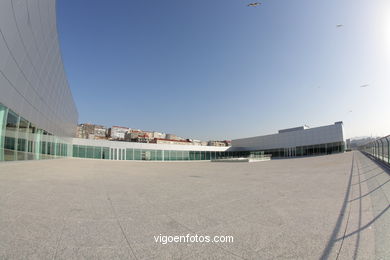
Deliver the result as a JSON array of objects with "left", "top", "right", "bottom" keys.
[{"left": 0, "top": 152, "right": 389, "bottom": 259}]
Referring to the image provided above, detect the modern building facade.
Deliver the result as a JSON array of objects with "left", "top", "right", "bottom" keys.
[
  {"left": 72, "top": 138, "right": 230, "bottom": 161},
  {"left": 0, "top": 0, "right": 78, "bottom": 161},
  {"left": 231, "top": 122, "right": 345, "bottom": 157},
  {"left": 0, "top": 0, "right": 346, "bottom": 162}
]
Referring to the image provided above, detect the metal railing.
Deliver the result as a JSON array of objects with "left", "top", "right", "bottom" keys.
[{"left": 358, "top": 135, "right": 390, "bottom": 164}]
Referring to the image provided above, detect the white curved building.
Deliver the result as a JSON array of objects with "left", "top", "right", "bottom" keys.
[
  {"left": 231, "top": 122, "right": 345, "bottom": 157},
  {"left": 0, "top": 0, "right": 78, "bottom": 161}
]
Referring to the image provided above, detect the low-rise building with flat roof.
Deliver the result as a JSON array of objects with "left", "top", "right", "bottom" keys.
[{"left": 231, "top": 122, "right": 345, "bottom": 158}]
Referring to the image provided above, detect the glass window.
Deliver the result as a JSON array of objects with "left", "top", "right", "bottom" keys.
[
  {"left": 170, "top": 150, "right": 177, "bottom": 161},
  {"left": 17, "top": 138, "right": 26, "bottom": 152},
  {"left": 86, "top": 146, "right": 94, "bottom": 158},
  {"left": 126, "top": 148, "right": 133, "bottom": 160},
  {"left": 4, "top": 110, "right": 19, "bottom": 161},
  {"left": 102, "top": 147, "right": 109, "bottom": 159},
  {"left": 18, "top": 118, "right": 28, "bottom": 133},
  {"left": 28, "top": 140, "right": 33, "bottom": 153},
  {"left": 113, "top": 148, "right": 117, "bottom": 160},
  {"left": 189, "top": 151, "right": 195, "bottom": 160},
  {"left": 79, "top": 145, "right": 86, "bottom": 158},
  {"left": 134, "top": 149, "right": 141, "bottom": 160},
  {"left": 47, "top": 142, "right": 52, "bottom": 155},
  {"left": 164, "top": 150, "right": 171, "bottom": 161},
  {"left": 0, "top": 104, "right": 7, "bottom": 161},
  {"left": 195, "top": 151, "right": 201, "bottom": 160},
  {"left": 156, "top": 150, "right": 163, "bottom": 161},
  {"left": 176, "top": 150, "right": 182, "bottom": 161},
  {"left": 41, "top": 141, "right": 46, "bottom": 155},
  {"left": 182, "top": 151, "right": 189, "bottom": 160},
  {"left": 4, "top": 137, "right": 16, "bottom": 150},
  {"left": 94, "top": 147, "right": 102, "bottom": 159},
  {"left": 73, "top": 145, "right": 79, "bottom": 157}
]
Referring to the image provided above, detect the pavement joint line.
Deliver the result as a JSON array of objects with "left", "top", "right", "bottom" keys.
[
  {"left": 95, "top": 173, "right": 139, "bottom": 260},
  {"left": 106, "top": 194, "right": 138, "bottom": 260},
  {"left": 335, "top": 154, "right": 355, "bottom": 260},
  {"left": 352, "top": 156, "right": 363, "bottom": 260},
  {"left": 52, "top": 215, "right": 68, "bottom": 260},
  {"left": 320, "top": 152, "right": 354, "bottom": 260}
]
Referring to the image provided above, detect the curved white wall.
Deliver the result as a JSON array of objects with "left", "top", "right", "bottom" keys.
[
  {"left": 232, "top": 122, "right": 344, "bottom": 150},
  {"left": 0, "top": 0, "right": 78, "bottom": 137}
]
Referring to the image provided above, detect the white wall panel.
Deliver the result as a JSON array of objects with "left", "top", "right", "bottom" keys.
[
  {"left": 0, "top": 0, "right": 78, "bottom": 137},
  {"left": 232, "top": 123, "right": 344, "bottom": 150},
  {"left": 73, "top": 138, "right": 230, "bottom": 152}
]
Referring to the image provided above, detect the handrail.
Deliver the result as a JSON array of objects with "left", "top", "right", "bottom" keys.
[{"left": 358, "top": 135, "right": 390, "bottom": 164}]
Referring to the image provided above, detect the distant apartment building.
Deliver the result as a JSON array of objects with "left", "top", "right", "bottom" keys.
[
  {"left": 189, "top": 139, "right": 208, "bottom": 146},
  {"left": 208, "top": 140, "right": 231, "bottom": 147},
  {"left": 133, "top": 133, "right": 151, "bottom": 143},
  {"left": 109, "top": 126, "right": 129, "bottom": 140},
  {"left": 76, "top": 125, "right": 87, "bottom": 139},
  {"left": 124, "top": 130, "right": 155, "bottom": 143},
  {"left": 165, "top": 134, "right": 183, "bottom": 140},
  {"left": 151, "top": 138, "right": 192, "bottom": 145},
  {"left": 151, "top": 131, "right": 166, "bottom": 139},
  {"left": 77, "top": 124, "right": 107, "bottom": 140}
]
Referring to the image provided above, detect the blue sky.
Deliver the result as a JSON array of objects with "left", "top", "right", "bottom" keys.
[{"left": 57, "top": 0, "right": 390, "bottom": 140}]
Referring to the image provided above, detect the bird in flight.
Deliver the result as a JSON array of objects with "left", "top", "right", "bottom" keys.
[
  {"left": 360, "top": 84, "right": 369, "bottom": 88},
  {"left": 247, "top": 2, "right": 261, "bottom": 7},
  {"left": 336, "top": 24, "right": 343, "bottom": 28}
]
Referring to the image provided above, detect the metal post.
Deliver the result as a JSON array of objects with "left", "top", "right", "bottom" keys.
[
  {"left": 386, "top": 136, "right": 390, "bottom": 164},
  {"left": 376, "top": 140, "right": 380, "bottom": 159},
  {"left": 380, "top": 139, "right": 384, "bottom": 161}
]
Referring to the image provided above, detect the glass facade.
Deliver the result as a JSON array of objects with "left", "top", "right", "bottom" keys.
[
  {"left": 71, "top": 142, "right": 345, "bottom": 161},
  {"left": 0, "top": 103, "right": 70, "bottom": 162},
  {"left": 72, "top": 144, "right": 236, "bottom": 161},
  {"left": 1, "top": 103, "right": 346, "bottom": 163},
  {"left": 263, "top": 142, "right": 345, "bottom": 158},
  {"left": 71, "top": 145, "right": 308, "bottom": 161}
]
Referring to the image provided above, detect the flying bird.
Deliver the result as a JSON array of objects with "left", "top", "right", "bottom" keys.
[
  {"left": 247, "top": 2, "right": 261, "bottom": 7},
  {"left": 336, "top": 24, "right": 343, "bottom": 28},
  {"left": 360, "top": 84, "right": 369, "bottom": 88}
]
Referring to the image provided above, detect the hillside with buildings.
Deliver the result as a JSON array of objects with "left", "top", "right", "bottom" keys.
[{"left": 76, "top": 123, "right": 231, "bottom": 147}]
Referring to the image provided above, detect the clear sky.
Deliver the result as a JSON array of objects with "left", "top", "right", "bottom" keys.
[{"left": 57, "top": 0, "right": 390, "bottom": 140}]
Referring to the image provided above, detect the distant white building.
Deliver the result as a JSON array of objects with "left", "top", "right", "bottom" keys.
[
  {"left": 152, "top": 131, "right": 166, "bottom": 139},
  {"left": 231, "top": 122, "right": 345, "bottom": 157},
  {"left": 166, "top": 134, "right": 183, "bottom": 140},
  {"left": 110, "top": 126, "right": 129, "bottom": 140}
]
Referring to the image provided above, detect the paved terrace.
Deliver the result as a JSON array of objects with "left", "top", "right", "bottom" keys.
[{"left": 0, "top": 152, "right": 389, "bottom": 259}]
